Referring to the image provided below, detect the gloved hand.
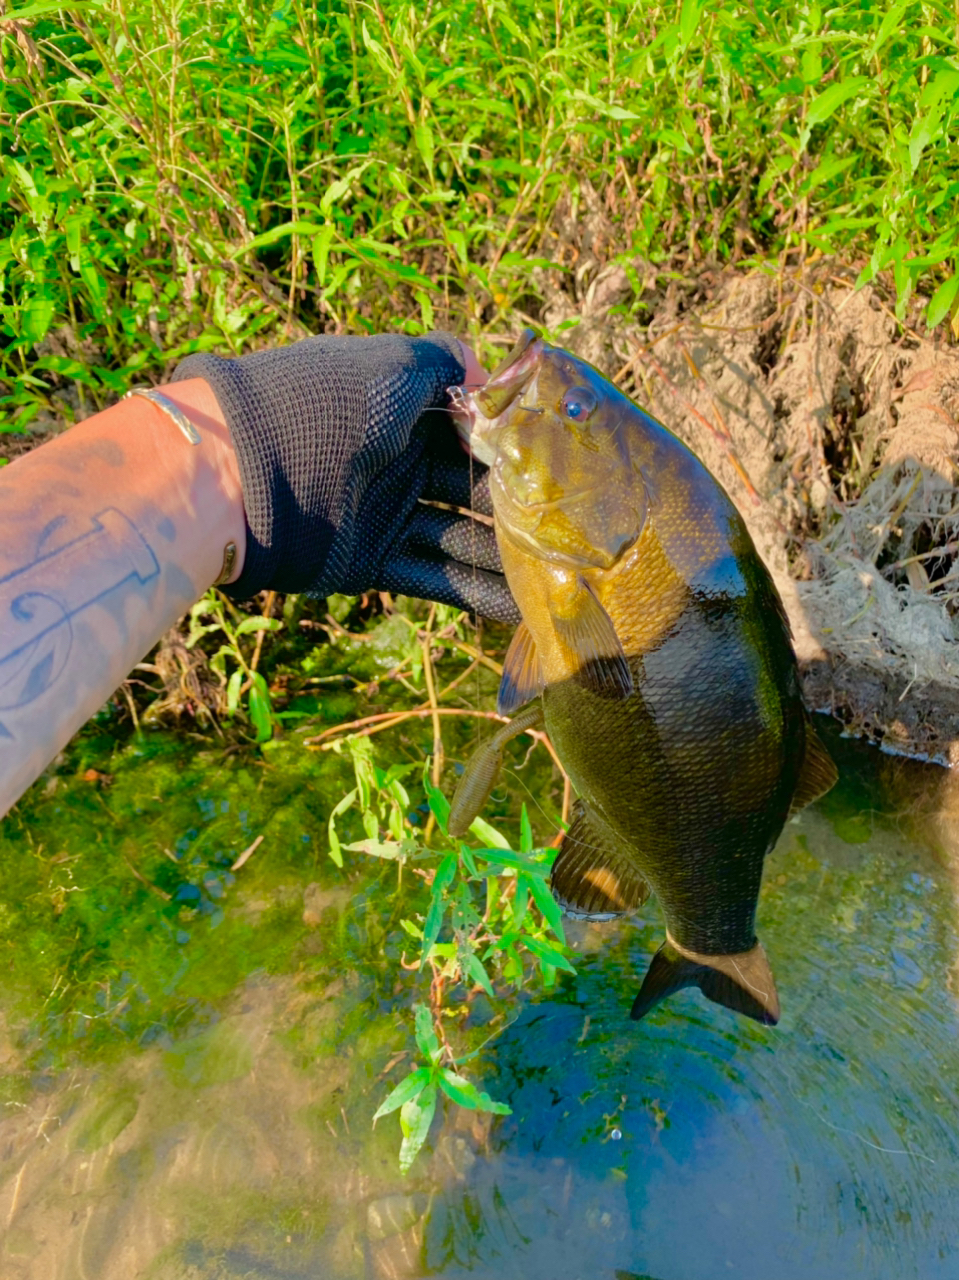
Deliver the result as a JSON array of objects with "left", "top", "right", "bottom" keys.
[{"left": 172, "top": 331, "right": 518, "bottom": 623}]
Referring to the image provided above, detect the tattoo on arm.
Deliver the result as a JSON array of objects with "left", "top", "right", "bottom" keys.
[{"left": 0, "top": 509, "right": 160, "bottom": 740}]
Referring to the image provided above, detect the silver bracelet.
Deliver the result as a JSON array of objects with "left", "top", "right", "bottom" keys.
[
  {"left": 126, "top": 385, "right": 240, "bottom": 587},
  {"left": 125, "top": 387, "right": 202, "bottom": 446}
]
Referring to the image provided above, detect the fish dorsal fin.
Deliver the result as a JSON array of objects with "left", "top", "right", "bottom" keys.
[
  {"left": 631, "top": 938, "right": 780, "bottom": 1025},
  {"left": 550, "top": 799, "right": 650, "bottom": 921},
  {"left": 789, "top": 721, "right": 839, "bottom": 816},
  {"left": 497, "top": 622, "right": 545, "bottom": 715},
  {"left": 553, "top": 579, "right": 633, "bottom": 700}
]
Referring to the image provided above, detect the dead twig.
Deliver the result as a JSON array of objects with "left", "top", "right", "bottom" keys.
[{"left": 231, "top": 834, "right": 264, "bottom": 872}]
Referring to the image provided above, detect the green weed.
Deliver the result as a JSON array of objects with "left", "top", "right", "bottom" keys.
[
  {"left": 356, "top": 761, "right": 571, "bottom": 1172},
  {"left": 185, "top": 588, "right": 284, "bottom": 741},
  {"left": 3, "top": 0, "right": 959, "bottom": 436}
]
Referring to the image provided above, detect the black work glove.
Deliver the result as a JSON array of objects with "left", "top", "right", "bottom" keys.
[{"left": 172, "top": 332, "right": 518, "bottom": 624}]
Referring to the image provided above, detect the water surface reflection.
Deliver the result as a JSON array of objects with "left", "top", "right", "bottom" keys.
[{"left": 2, "top": 727, "right": 959, "bottom": 1279}]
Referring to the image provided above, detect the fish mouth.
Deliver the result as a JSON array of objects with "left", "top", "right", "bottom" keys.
[
  {"left": 452, "top": 329, "right": 546, "bottom": 465},
  {"left": 475, "top": 328, "right": 545, "bottom": 418}
]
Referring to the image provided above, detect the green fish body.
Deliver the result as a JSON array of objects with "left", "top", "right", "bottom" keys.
[{"left": 449, "top": 330, "right": 836, "bottom": 1025}]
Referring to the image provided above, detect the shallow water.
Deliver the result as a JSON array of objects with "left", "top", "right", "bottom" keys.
[{"left": 2, "top": 720, "right": 959, "bottom": 1280}]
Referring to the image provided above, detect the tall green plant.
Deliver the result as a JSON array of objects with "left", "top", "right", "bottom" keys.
[{"left": 3, "top": 0, "right": 958, "bottom": 438}]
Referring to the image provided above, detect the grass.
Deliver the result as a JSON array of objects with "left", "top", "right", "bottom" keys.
[{"left": 1, "top": 0, "right": 958, "bottom": 437}]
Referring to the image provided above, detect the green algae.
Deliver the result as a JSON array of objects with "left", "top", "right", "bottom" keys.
[
  {"left": 71, "top": 1087, "right": 141, "bottom": 1153},
  {"left": 0, "top": 719, "right": 358, "bottom": 1088}
]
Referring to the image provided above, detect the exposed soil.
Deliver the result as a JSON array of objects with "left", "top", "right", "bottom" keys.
[{"left": 537, "top": 250, "right": 959, "bottom": 765}]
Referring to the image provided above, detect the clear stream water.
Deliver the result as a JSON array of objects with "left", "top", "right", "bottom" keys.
[{"left": 1, "top": 715, "right": 958, "bottom": 1280}]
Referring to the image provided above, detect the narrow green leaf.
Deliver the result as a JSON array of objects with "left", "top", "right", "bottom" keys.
[
  {"left": 679, "top": 0, "right": 702, "bottom": 49},
  {"left": 380, "top": 260, "right": 438, "bottom": 289},
  {"left": 312, "top": 225, "right": 336, "bottom": 288},
  {"left": 8, "top": 0, "right": 105, "bottom": 16},
  {"left": 420, "top": 851, "right": 456, "bottom": 965},
  {"left": 234, "top": 616, "right": 283, "bottom": 636},
  {"left": 247, "top": 672, "right": 274, "bottom": 743},
  {"left": 414, "top": 287, "right": 434, "bottom": 331},
  {"left": 519, "top": 804, "right": 533, "bottom": 854},
  {"left": 799, "top": 154, "right": 856, "bottom": 197},
  {"left": 473, "top": 846, "right": 545, "bottom": 872},
  {"left": 909, "top": 101, "right": 944, "bottom": 175},
  {"left": 458, "top": 845, "right": 478, "bottom": 883},
  {"left": 564, "top": 89, "right": 641, "bottom": 122},
  {"left": 927, "top": 273, "right": 959, "bottom": 329},
  {"left": 233, "top": 220, "right": 323, "bottom": 257},
  {"left": 360, "top": 19, "right": 395, "bottom": 80},
  {"left": 342, "top": 838, "right": 415, "bottom": 860},
  {"left": 226, "top": 668, "right": 243, "bottom": 714},
  {"left": 21, "top": 295, "right": 55, "bottom": 344},
  {"left": 447, "top": 228, "right": 468, "bottom": 267},
  {"left": 468, "top": 816, "right": 509, "bottom": 849},
  {"left": 373, "top": 1067, "right": 430, "bottom": 1120},
  {"left": 523, "top": 935, "right": 576, "bottom": 973},
  {"left": 463, "top": 950, "right": 495, "bottom": 997},
  {"left": 327, "top": 786, "right": 358, "bottom": 869},
  {"left": 414, "top": 1003, "right": 441, "bottom": 1061},
  {"left": 413, "top": 122, "right": 434, "bottom": 173},
  {"left": 399, "top": 1083, "right": 437, "bottom": 1173},
  {"left": 800, "top": 77, "right": 869, "bottom": 151},
  {"left": 439, "top": 1070, "right": 511, "bottom": 1114},
  {"left": 32, "top": 355, "right": 99, "bottom": 387},
  {"left": 422, "top": 763, "right": 449, "bottom": 834},
  {"left": 327, "top": 827, "right": 343, "bottom": 869},
  {"left": 863, "top": 0, "right": 910, "bottom": 60},
  {"left": 527, "top": 873, "right": 565, "bottom": 940}
]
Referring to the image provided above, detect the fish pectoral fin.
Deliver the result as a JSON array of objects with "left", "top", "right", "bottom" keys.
[
  {"left": 553, "top": 578, "right": 633, "bottom": 700},
  {"left": 497, "top": 621, "right": 545, "bottom": 715},
  {"left": 550, "top": 800, "right": 650, "bottom": 920},
  {"left": 630, "top": 939, "right": 780, "bottom": 1026},
  {"left": 788, "top": 720, "right": 839, "bottom": 816},
  {"left": 447, "top": 703, "right": 544, "bottom": 838}
]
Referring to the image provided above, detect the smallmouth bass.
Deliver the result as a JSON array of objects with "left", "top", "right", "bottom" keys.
[{"left": 449, "top": 330, "right": 837, "bottom": 1025}]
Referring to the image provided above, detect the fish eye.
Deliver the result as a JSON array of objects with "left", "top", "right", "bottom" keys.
[{"left": 561, "top": 386, "right": 597, "bottom": 421}]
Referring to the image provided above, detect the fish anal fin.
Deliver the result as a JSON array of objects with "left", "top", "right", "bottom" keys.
[
  {"left": 789, "top": 720, "right": 839, "bottom": 816},
  {"left": 631, "top": 938, "right": 780, "bottom": 1026},
  {"left": 553, "top": 578, "right": 633, "bottom": 700},
  {"left": 497, "top": 621, "right": 545, "bottom": 715},
  {"left": 448, "top": 703, "right": 544, "bottom": 838},
  {"left": 550, "top": 800, "right": 649, "bottom": 921}
]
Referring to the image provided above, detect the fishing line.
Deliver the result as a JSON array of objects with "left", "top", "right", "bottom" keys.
[
  {"left": 787, "top": 1087, "right": 936, "bottom": 1164},
  {"left": 468, "top": 404, "right": 483, "bottom": 748},
  {"left": 499, "top": 764, "right": 562, "bottom": 834}
]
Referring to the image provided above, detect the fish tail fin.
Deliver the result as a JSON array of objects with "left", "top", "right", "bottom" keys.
[{"left": 630, "top": 939, "right": 780, "bottom": 1026}]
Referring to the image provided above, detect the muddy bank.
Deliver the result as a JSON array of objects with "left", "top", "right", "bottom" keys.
[{"left": 538, "top": 257, "right": 959, "bottom": 766}]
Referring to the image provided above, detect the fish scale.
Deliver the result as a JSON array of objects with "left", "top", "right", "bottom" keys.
[{"left": 448, "top": 330, "right": 837, "bottom": 1025}]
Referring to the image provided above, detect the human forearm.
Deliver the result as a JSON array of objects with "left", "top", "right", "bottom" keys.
[{"left": 0, "top": 379, "right": 245, "bottom": 814}]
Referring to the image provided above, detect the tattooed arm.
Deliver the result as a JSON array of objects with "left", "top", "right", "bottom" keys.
[{"left": 0, "top": 380, "right": 245, "bottom": 815}]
